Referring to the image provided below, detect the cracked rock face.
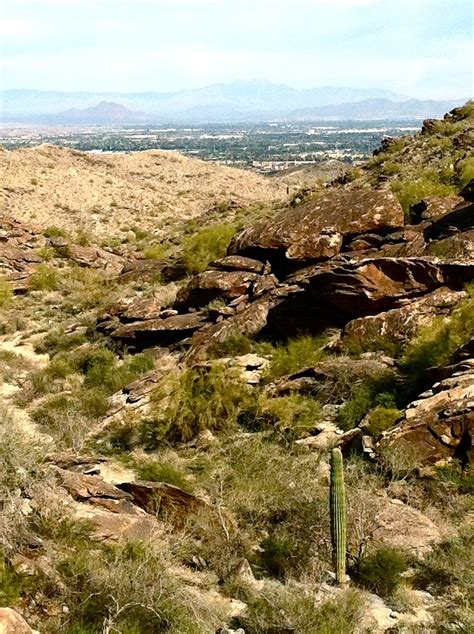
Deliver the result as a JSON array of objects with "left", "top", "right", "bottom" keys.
[{"left": 379, "top": 356, "right": 474, "bottom": 466}]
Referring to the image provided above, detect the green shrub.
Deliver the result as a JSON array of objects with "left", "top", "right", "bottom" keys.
[
  {"left": 56, "top": 540, "right": 221, "bottom": 633},
  {"left": 28, "top": 264, "right": 60, "bottom": 291},
  {"left": 206, "top": 332, "right": 254, "bottom": 358},
  {"left": 37, "top": 246, "right": 55, "bottom": 260},
  {"left": 0, "top": 554, "right": 23, "bottom": 604},
  {"left": 142, "top": 244, "right": 168, "bottom": 260},
  {"left": 391, "top": 176, "right": 456, "bottom": 216},
  {"left": 134, "top": 460, "right": 192, "bottom": 491},
  {"left": 253, "top": 393, "right": 322, "bottom": 440},
  {"left": 143, "top": 365, "right": 253, "bottom": 445},
  {"left": 413, "top": 527, "right": 473, "bottom": 596},
  {"left": 434, "top": 464, "right": 474, "bottom": 495},
  {"left": 266, "top": 334, "right": 327, "bottom": 380},
  {"left": 181, "top": 223, "right": 235, "bottom": 274},
  {"left": 0, "top": 278, "right": 13, "bottom": 308},
  {"left": 31, "top": 393, "right": 100, "bottom": 447},
  {"left": 233, "top": 585, "right": 365, "bottom": 634},
  {"left": 43, "top": 226, "right": 67, "bottom": 238},
  {"left": 258, "top": 535, "right": 294, "bottom": 579},
  {"left": 401, "top": 291, "right": 474, "bottom": 393},
  {"left": 457, "top": 156, "right": 474, "bottom": 188},
  {"left": 353, "top": 546, "right": 407, "bottom": 598},
  {"left": 365, "top": 407, "right": 403, "bottom": 438},
  {"left": 35, "top": 328, "right": 88, "bottom": 355},
  {"left": 337, "top": 372, "right": 398, "bottom": 431},
  {"left": 382, "top": 161, "right": 401, "bottom": 176}
]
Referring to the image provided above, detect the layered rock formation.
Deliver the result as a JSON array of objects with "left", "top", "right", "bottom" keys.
[{"left": 101, "top": 183, "right": 473, "bottom": 362}]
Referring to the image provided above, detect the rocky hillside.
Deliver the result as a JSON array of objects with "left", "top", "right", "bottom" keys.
[
  {"left": 0, "top": 105, "right": 473, "bottom": 633},
  {"left": 0, "top": 144, "right": 285, "bottom": 240}
]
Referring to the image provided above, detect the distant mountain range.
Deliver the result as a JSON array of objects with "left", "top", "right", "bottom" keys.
[{"left": 0, "top": 80, "right": 467, "bottom": 123}]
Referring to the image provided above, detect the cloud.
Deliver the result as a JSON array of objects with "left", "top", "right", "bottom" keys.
[{"left": 2, "top": 0, "right": 472, "bottom": 97}]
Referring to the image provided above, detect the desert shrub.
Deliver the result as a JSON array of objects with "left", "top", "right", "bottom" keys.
[
  {"left": 60, "top": 346, "right": 153, "bottom": 394},
  {"left": 352, "top": 546, "right": 407, "bottom": 598},
  {"left": 382, "top": 161, "right": 401, "bottom": 175},
  {"left": 206, "top": 332, "right": 255, "bottom": 358},
  {"left": 31, "top": 391, "right": 107, "bottom": 448},
  {"left": 74, "top": 229, "right": 91, "bottom": 246},
  {"left": 338, "top": 372, "right": 398, "bottom": 431},
  {"left": 391, "top": 175, "right": 455, "bottom": 216},
  {"left": 37, "top": 245, "right": 56, "bottom": 260},
  {"left": 400, "top": 290, "right": 474, "bottom": 394},
  {"left": 43, "top": 226, "right": 67, "bottom": 238},
  {"left": 365, "top": 407, "right": 403, "bottom": 438},
  {"left": 181, "top": 223, "right": 235, "bottom": 274},
  {"left": 35, "top": 328, "right": 88, "bottom": 355},
  {"left": 266, "top": 334, "right": 327, "bottom": 380},
  {"left": 434, "top": 463, "right": 474, "bottom": 495},
  {"left": 232, "top": 585, "right": 365, "bottom": 634},
  {"left": 134, "top": 459, "right": 192, "bottom": 492},
  {"left": 342, "top": 333, "right": 402, "bottom": 358},
  {"left": 251, "top": 393, "right": 322, "bottom": 441},
  {"left": 0, "top": 406, "right": 44, "bottom": 494},
  {"left": 56, "top": 541, "right": 221, "bottom": 633},
  {"left": 28, "top": 264, "right": 60, "bottom": 291},
  {"left": 0, "top": 277, "right": 13, "bottom": 307},
  {"left": 377, "top": 440, "right": 424, "bottom": 481},
  {"left": 143, "top": 365, "right": 254, "bottom": 444},
  {"left": 413, "top": 527, "right": 473, "bottom": 597},
  {"left": 58, "top": 267, "right": 112, "bottom": 311},
  {"left": 0, "top": 554, "right": 25, "bottom": 604},
  {"left": 457, "top": 156, "right": 474, "bottom": 187},
  {"left": 142, "top": 244, "right": 167, "bottom": 260}
]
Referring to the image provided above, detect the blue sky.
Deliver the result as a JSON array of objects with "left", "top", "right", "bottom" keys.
[{"left": 2, "top": 0, "right": 472, "bottom": 98}]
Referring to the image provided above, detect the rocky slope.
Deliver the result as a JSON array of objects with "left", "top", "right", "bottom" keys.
[
  {"left": 0, "top": 105, "right": 473, "bottom": 633},
  {"left": 0, "top": 144, "right": 285, "bottom": 241}
]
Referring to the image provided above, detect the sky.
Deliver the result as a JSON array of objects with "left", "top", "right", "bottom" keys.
[{"left": 1, "top": 0, "right": 473, "bottom": 98}]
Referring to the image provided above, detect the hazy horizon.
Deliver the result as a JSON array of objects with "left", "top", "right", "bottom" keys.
[{"left": 2, "top": 0, "right": 472, "bottom": 100}]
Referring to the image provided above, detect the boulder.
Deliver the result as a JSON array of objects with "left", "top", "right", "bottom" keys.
[
  {"left": 119, "top": 258, "right": 186, "bottom": 283},
  {"left": 66, "top": 244, "right": 126, "bottom": 275},
  {"left": 210, "top": 255, "right": 266, "bottom": 274},
  {"left": 411, "top": 195, "right": 464, "bottom": 222},
  {"left": 228, "top": 189, "right": 404, "bottom": 273},
  {"left": 117, "top": 480, "right": 205, "bottom": 515},
  {"left": 379, "top": 359, "right": 474, "bottom": 466},
  {"left": 0, "top": 609, "right": 37, "bottom": 634},
  {"left": 110, "top": 311, "right": 208, "bottom": 349},
  {"left": 372, "top": 497, "right": 441, "bottom": 557},
  {"left": 72, "top": 501, "right": 160, "bottom": 542},
  {"left": 288, "top": 257, "right": 443, "bottom": 311},
  {"left": 186, "top": 295, "right": 276, "bottom": 362},
  {"left": 175, "top": 270, "right": 262, "bottom": 310},
  {"left": 426, "top": 229, "right": 474, "bottom": 259},
  {"left": 342, "top": 287, "right": 466, "bottom": 348},
  {"left": 424, "top": 200, "right": 474, "bottom": 240}
]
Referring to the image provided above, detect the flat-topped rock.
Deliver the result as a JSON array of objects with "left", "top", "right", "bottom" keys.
[{"left": 228, "top": 189, "right": 404, "bottom": 271}]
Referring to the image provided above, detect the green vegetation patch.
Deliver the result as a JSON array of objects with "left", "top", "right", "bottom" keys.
[{"left": 181, "top": 223, "right": 235, "bottom": 274}]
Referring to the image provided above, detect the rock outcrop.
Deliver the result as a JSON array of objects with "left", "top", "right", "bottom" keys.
[
  {"left": 0, "top": 609, "right": 37, "bottom": 634},
  {"left": 0, "top": 216, "right": 46, "bottom": 292},
  {"left": 228, "top": 188, "right": 404, "bottom": 272},
  {"left": 101, "top": 182, "right": 473, "bottom": 361},
  {"left": 379, "top": 355, "right": 474, "bottom": 466}
]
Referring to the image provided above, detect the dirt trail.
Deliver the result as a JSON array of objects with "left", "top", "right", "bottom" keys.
[{"left": 0, "top": 334, "right": 52, "bottom": 444}]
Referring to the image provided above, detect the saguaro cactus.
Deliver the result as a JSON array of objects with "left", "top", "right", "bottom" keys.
[{"left": 330, "top": 447, "right": 347, "bottom": 585}]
